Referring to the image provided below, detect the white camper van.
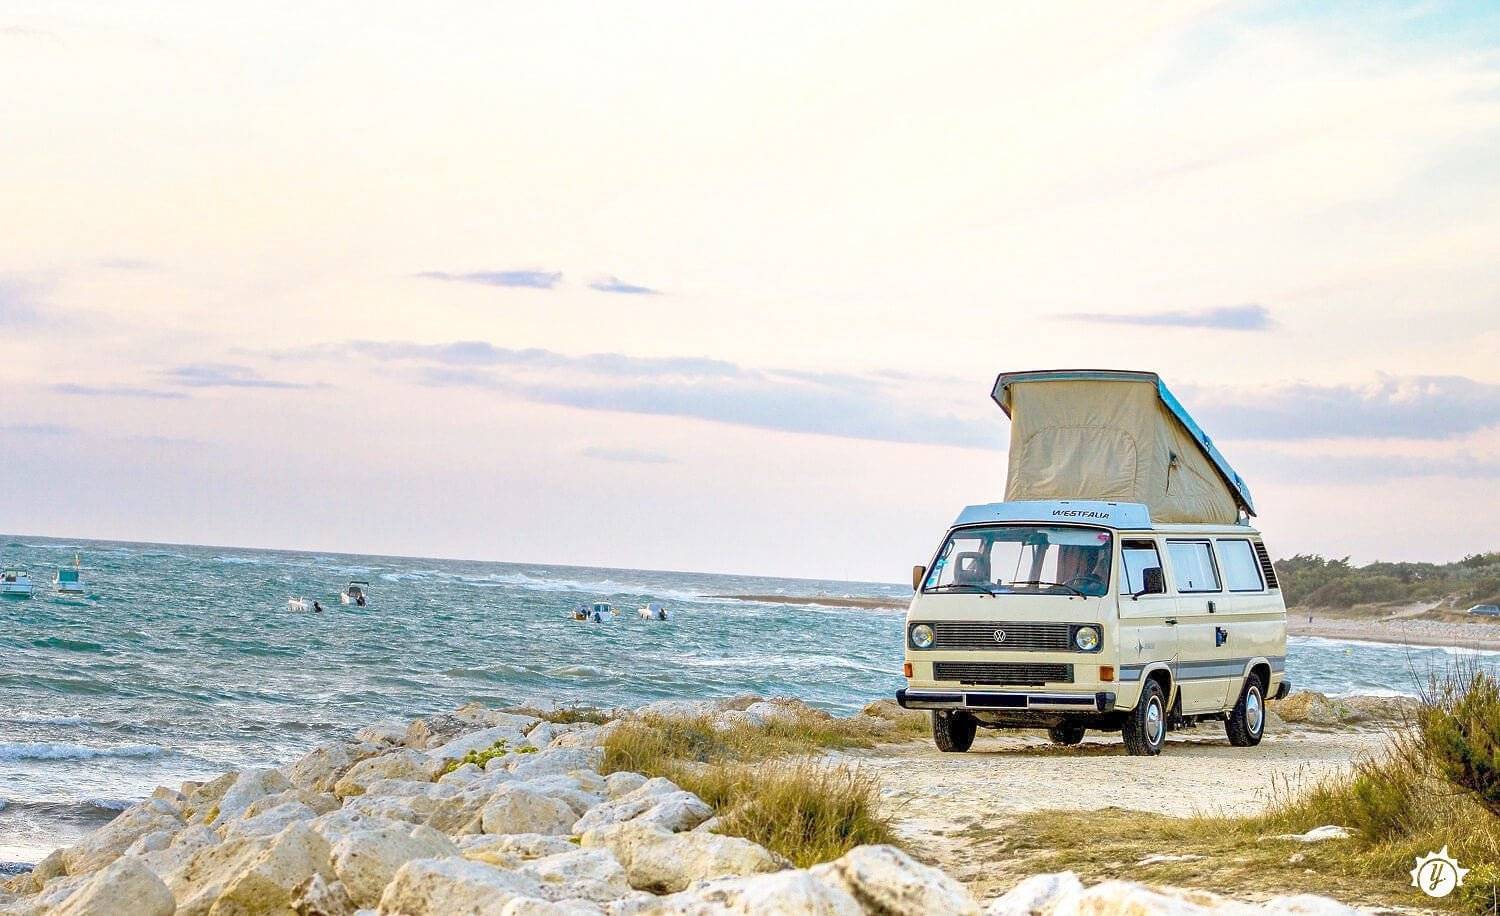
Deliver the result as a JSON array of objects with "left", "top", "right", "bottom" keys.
[{"left": 897, "top": 371, "right": 1288, "bottom": 755}]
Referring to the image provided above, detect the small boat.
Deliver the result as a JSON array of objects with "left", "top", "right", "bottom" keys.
[
  {"left": 340, "top": 581, "right": 369, "bottom": 607},
  {"left": 1, "top": 568, "right": 33, "bottom": 598},
  {"left": 638, "top": 602, "right": 669, "bottom": 621},
  {"left": 288, "top": 597, "right": 325, "bottom": 613},
  {"left": 571, "top": 602, "right": 612, "bottom": 622},
  {"left": 55, "top": 554, "right": 86, "bottom": 596}
]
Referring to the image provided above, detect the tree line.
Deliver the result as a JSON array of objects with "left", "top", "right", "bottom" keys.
[{"left": 1274, "top": 551, "right": 1500, "bottom": 609}]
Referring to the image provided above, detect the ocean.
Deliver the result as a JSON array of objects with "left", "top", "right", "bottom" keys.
[{"left": 0, "top": 535, "right": 1490, "bottom": 870}]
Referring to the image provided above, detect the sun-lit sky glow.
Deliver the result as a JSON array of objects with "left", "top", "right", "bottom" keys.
[{"left": 4, "top": 1, "right": 1500, "bottom": 580}]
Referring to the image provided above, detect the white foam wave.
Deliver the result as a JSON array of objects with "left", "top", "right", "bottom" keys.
[
  {"left": 0, "top": 742, "right": 163, "bottom": 762},
  {"left": 545, "top": 665, "right": 608, "bottom": 678}
]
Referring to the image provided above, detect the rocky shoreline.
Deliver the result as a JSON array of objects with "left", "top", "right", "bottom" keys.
[{"left": 0, "top": 697, "right": 1371, "bottom": 915}]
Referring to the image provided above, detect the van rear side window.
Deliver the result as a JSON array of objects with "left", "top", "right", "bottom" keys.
[
  {"left": 1119, "top": 540, "right": 1163, "bottom": 594},
  {"left": 1216, "top": 539, "right": 1264, "bottom": 592}
]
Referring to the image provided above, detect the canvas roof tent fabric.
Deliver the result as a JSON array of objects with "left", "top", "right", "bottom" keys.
[{"left": 991, "top": 370, "right": 1255, "bottom": 525}]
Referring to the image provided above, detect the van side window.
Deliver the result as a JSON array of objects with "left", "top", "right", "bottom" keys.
[
  {"left": 1119, "top": 540, "right": 1164, "bottom": 594},
  {"left": 1167, "top": 541, "right": 1221, "bottom": 592},
  {"left": 1216, "top": 539, "right": 1264, "bottom": 592}
]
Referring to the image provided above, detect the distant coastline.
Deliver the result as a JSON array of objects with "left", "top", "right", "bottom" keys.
[{"left": 712, "top": 594, "right": 908, "bottom": 611}]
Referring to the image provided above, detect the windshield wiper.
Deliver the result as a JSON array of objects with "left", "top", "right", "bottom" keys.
[
  {"left": 1008, "top": 580, "right": 1086, "bottom": 597},
  {"left": 924, "top": 583, "right": 998, "bottom": 596}
]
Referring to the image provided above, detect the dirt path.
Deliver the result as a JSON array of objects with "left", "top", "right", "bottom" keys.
[{"left": 833, "top": 727, "right": 1394, "bottom": 901}]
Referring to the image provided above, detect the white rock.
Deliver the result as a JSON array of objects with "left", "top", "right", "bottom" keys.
[
  {"left": 311, "top": 809, "right": 404, "bottom": 846},
  {"left": 507, "top": 747, "right": 605, "bottom": 781},
  {"left": 649, "top": 869, "right": 862, "bottom": 915},
  {"left": 460, "top": 834, "right": 578, "bottom": 865},
  {"left": 222, "top": 800, "right": 317, "bottom": 840},
  {"left": 289, "top": 872, "right": 357, "bottom": 916},
  {"left": 215, "top": 768, "right": 295, "bottom": 825},
  {"left": 136, "top": 824, "right": 221, "bottom": 882},
  {"left": 428, "top": 726, "right": 530, "bottom": 764},
  {"left": 61, "top": 797, "right": 185, "bottom": 876},
  {"left": 51, "top": 856, "right": 174, "bottom": 916},
  {"left": 450, "top": 703, "right": 544, "bottom": 732},
  {"left": 1259, "top": 894, "right": 1362, "bottom": 914},
  {"left": 1268, "top": 825, "right": 1353, "bottom": 843},
  {"left": 482, "top": 784, "right": 581, "bottom": 836},
  {"left": 500, "top": 898, "right": 607, "bottom": 916},
  {"left": 581, "top": 821, "right": 785, "bottom": 894},
  {"left": 376, "top": 857, "right": 548, "bottom": 915},
  {"left": 209, "top": 821, "right": 335, "bottom": 915},
  {"left": 519, "top": 775, "right": 605, "bottom": 817},
  {"left": 809, "top": 845, "right": 979, "bottom": 916},
  {"left": 355, "top": 725, "right": 406, "bottom": 747},
  {"left": 984, "top": 871, "right": 1084, "bottom": 915},
  {"left": 573, "top": 779, "right": 711, "bottom": 834},
  {"left": 519, "top": 848, "right": 631, "bottom": 903},
  {"left": 548, "top": 724, "right": 619, "bottom": 751},
  {"left": 633, "top": 699, "right": 721, "bottom": 721},
  {"left": 742, "top": 699, "right": 828, "bottom": 728},
  {"left": 285, "top": 741, "right": 376, "bottom": 794},
  {"left": 332, "top": 822, "right": 460, "bottom": 908},
  {"left": 603, "top": 773, "right": 647, "bottom": 800},
  {"left": 334, "top": 750, "right": 442, "bottom": 798}
]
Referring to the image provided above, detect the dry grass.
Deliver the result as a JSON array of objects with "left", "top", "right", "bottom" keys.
[{"left": 600, "top": 713, "right": 897, "bottom": 867}]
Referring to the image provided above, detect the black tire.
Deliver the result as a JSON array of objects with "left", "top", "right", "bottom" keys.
[
  {"left": 1123, "top": 679, "right": 1167, "bottom": 756},
  {"left": 932, "top": 710, "right": 976, "bottom": 753},
  {"left": 1226, "top": 673, "right": 1266, "bottom": 747},
  {"left": 1047, "top": 724, "right": 1086, "bottom": 746}
]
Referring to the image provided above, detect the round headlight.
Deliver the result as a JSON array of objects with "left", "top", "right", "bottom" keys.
[
  {"left": 910, "top": 624, "right": 935, "bottom": 649},
  {"left": 1074, "top": 626, "right": 1100, "bottom": 651}
]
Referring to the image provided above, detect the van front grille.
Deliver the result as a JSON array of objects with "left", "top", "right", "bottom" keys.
[
  {"left": 933, "top": 662, "right": 1074, "bottom": 686},
  {"left": 927, "top": 621, "right": 1072, "bottom": 651}
]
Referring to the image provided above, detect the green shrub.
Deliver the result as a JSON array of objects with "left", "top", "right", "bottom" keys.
[{"left": 1421, "top": 672, "right": 1500, "bottom": 816}]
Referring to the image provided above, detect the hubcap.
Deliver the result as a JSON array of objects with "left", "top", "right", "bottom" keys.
[
  {"left": 1146, "top": 697, "right": 1164, "bottom": 745},
  {"left": 1247, "top": 688, "right": 1263, "bottom": 734}
]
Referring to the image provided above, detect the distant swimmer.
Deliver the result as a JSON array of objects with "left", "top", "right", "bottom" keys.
[{"left": 313, "top": 601, "right": 324, "bottom": 613}]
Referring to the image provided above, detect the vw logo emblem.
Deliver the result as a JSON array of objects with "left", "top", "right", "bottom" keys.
[{"left": 992, "top": 629, "right": 1006, "bottom": 643}]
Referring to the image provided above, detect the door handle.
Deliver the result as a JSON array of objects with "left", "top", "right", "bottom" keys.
[
  {"left": 1164, "top": 618, "right": 1178, "bottom": 626},
  {"left": 1207, "top": 600, "right": 1216, "bottom": 613}
]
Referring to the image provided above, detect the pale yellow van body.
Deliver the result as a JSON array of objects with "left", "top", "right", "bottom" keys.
[{"left": 897, "top": 501, "right": 1288, "bottom": 754}]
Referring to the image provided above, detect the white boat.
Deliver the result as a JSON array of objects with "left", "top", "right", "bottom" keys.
[
  {"left": 571, "top": 602, "right": 612, "bottom": 622},
  {"left": 638, "top": 602, "right": 669, "bottom": 621},
  {"left": 55, "top": 554, "right": 86, "bottom": 596},
  {"left": 1, "top": 568, "right": 33, "bottom": 598},
  {"left": 288, "top": 597, "right": 326, "bottom": 613},
  {"left": 340, "top": 581, "right": 369, "bottom": 607}
]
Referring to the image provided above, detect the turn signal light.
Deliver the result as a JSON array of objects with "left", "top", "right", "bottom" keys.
[
  {"left": 903, "top": 662, "right": 913, "bottom": 678},
  {"left": 1099, "top": 665, "right": 1115, "bottom": 682}
]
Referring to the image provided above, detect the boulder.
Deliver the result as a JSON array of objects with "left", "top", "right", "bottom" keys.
[
  {"left": 214, "top": 769, "right": 296, "bottom": 826},
  {"left": 167, "top": 833, "right": 275, "bottom": 915},
  {"left": 136, "top": 825, "right": 221, "bottom": 881},
  {"left": 310, "top": 810, "right": 403, "bottom": 846},
  {"left": 354, "top": 725, "right": 406, "bottom": 747},
  {"left": 573, "top": 779, "right": 711, "bottom": 834},
  {"left": 518, "top": 775, "right": 605, "bottom": 817},
  {"left": 518, "top": 848, "right": 632, "bottom": 903},
  {"left": 742, "top": 699, "right": 830, "bottom": 728},
  {"left": 603, "top": 773, "right": 648, "bottom": 800},
  {"left": 428, "top": 726, "right": 530, "bottom": 765},
  {"left": 548, "top": 724, "right": 619, "bottom": 751},
  {"left": 632, "top": 700, "right": 721, "bottom": 722},
  {"left": 62, "top": 797, "right": 185, "bottom": 876},
  {"left": 809, "top": 845, "right": 979, "bottom": 916},
  {"left": 506, "top": 747, "right": 604, "bottom": 781},
  {"left": 331, "top": 823, "right": 460, "bottom": 908},
  {"left": 376, "top": 857, "right": 548, "bottom": 915},
  {"left": 206, "top": 821, "right": 334, "bottom": 916},
  {"left": 51, "top": 856, "right": 174, "bottom": 916},
  {"left": 333, "top": 749, "right": 441, "bottom": 798},
  {"left": 183, "top": 772, "right": 238, "bottom": 822},
  {"left": 983, "top": 871, "right": 1083, "bottom": 915},
  {"left": 402, "top": 715, "right": 474, "bottom": 750},
  {"left": 481, "top": 785, "right": 579, "bottom": 836},
  {"left": 288, "top": 873, "right": 356, "bottom": 916},
  {"left": 581, "top": 822, "right": 785, "bottom": 894},
  {"left": 499, "top": 898, "right": 606, "bottom": 915},
  {"left": 460, "top": 834, "right": 577, "bottom": 865},
  {"left": 647, "top": 869, "right": 862, "bottom": 914},
  {"left": 450, "top": 703, "right": 543, "bottom": 732},
  {"left": 1268, "top": 692, "right": 1348, "bottom": 728},
  {"left": 284, "top": 741, "right": 380, "bottom": 794},
  {"left": 222, "top": 801, "right": 318, "bottom": 841}
]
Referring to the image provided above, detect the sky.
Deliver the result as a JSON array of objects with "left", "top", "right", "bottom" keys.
[{"left": 3, "top": 1, "right": 1499, "bottom": 581}]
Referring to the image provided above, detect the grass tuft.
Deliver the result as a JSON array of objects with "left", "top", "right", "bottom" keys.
[
  {"left": 440, "top": 738, "right": 512, "bottom": 775},
  {"left": 600, "top": 713, "right": 896, "bottom": 867}
]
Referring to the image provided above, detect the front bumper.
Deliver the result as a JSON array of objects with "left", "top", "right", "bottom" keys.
[{"left": 897, "top": 687, "right": 1116, "bottom": 713}]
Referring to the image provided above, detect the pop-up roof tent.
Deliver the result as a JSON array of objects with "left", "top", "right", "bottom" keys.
[{"left": 992, "top": 370, "right": 1254, "bottom": 525}]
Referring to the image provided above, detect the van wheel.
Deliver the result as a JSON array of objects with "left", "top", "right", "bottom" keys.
[
  {"left": 933, "top": 711, "right": 976, "bottom": 753},
  {"left": 1047, "top": 724, "right": 1086, "bottom": 746},
  {"left": 1226, "top": 674, "right": 1266, "bottom": 747},
  {"left": 1122, "top": 680, "right": 1167, "bottom": 756}
]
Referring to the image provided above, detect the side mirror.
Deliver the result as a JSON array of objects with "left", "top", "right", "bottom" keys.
[
  {"left": 1132, "top": 566, "right": 1166, "bottom": 600},
  {"left": 912, "top": 565, "right": 927, "bottom": 591}
]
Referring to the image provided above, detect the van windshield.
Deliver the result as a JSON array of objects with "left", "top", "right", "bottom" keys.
[{"left": 923, "top": 525, "right": 1112, "bottom": 597}]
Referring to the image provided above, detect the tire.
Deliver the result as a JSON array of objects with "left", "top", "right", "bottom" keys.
[
  {"left": 1226, "top": 673, "right": 1266, "bottom": 747},
  {"left": 1047, "top": 724, "right": 1086, "bottom": 746},
  {"left": 933, "top": 710, "right": 976, "bottom": 753},
  {"left": 1122, "top": 679, "right": 1167, "bottom": 756}
]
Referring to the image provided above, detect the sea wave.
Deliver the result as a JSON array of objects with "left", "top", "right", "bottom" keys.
[
  {"left": 545, "top": 664, "right": 609, "bottom": 678},
  {"left": 0, "top": 742, "right": 163, "bottom": 762}
]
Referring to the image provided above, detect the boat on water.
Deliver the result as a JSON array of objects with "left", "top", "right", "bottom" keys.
[
  {"left": 1, "top": 568, "right": 33, "bottom": 598},
  {"left": 571, "top": 601, "right": 613, "bottom": 622},
  {"left": 55, "top": 554, "right": 86, "bottom": 596},
  {"left": 288, "top": 597, "right": 325, "bottom": 613},
  {"left": 638, "top": 602, "right": 669, "bottom": 621},
  {"left": 340, "top": 581, "right": 369, "bottom": 607}
]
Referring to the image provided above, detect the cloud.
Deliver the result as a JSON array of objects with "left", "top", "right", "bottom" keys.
[
  {"left": 416, "top": 270, "right": 562, "bottom": 289},
  {"left": 1189, "top": 375, "right": 1500, "bottom": 440},
  {"left": 164, "top": 363, "right": 312, "bottom": 389},
  {"left": 1, "top": 423, "right": 72, "bottom": 436},
  {"left": 299, "top": 340, "right": 997, "bottom": 449},
  {"left": 0, "top": 276, "right": 46, "bottom": 326},
  {"left": 581, "top": 446, "right": 676, "bottom": 464},
  {"left": 1254, "top": 451, "right": 1500, "bottom": 482},
  {"left": 96, "top": 258, "right": 157, "bottom": 271},
  {"left": 1063, "top": 303, "right": 1273, "bottom": 331},
  {"left": 53, "top": 383, "right": 187, "bottom": 400},
  {"left": 0, "top": 26, "right": 59, "bottom": 42},
  {"left": 589, "top": 276, "right": 661, "bottom": 295}
]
